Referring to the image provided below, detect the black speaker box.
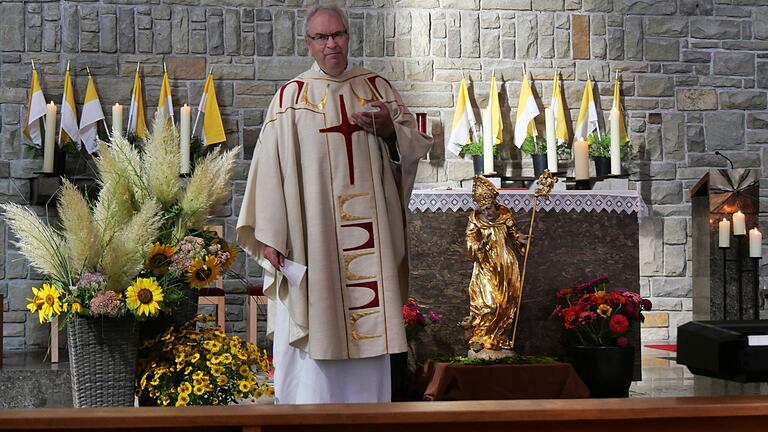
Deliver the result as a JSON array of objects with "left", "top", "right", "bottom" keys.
[{"left": 677, "top": 320, "right": 768, "bottom": 382}]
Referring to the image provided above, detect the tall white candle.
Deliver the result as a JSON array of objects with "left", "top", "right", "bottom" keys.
[
  {"left": 574, "top": 138, "right": 589, "bottom": 180},
  {"left": 180, "top": 104, "right": 191, "bottom": 175},
  {"left": 750, "top": 228, "right": 762, "bottom": 258},
  {"left": 42, "top": 101, "right": 56, "bottom": 173},
  {"left": 610, "top": 109, "right": 621, "bottom": 175},
  {"left": 482, "top": 108, "right": 493, "bottom": 174},
  {"left": 733, "top": 211, "right": 746, "bottom": 235},
  {"left": 719, "top": 218, "right": 731, "bottom": 248},
  {"left": 545, "top": 107, "right": 557, "bottom": 173},
  {"left": 112, "top": 103, "right": 123, "bottom": 137}
]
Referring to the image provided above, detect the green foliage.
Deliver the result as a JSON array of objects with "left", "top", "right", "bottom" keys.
[
  {"left": 431, "top": 353, "right": 557, "bottom": 365},
  {"left": 520, "top": 135, "right": 547, "bottom": 155},
  {"left": 587, "top": 133, "right": 631, "bottom": 159},
  {"left": 459, "top": 137, "right": 498, "bottom": 158}
]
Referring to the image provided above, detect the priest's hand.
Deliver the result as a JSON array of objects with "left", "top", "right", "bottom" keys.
[
  {"left": 264, "top": 245, "right": 285, "bottom": 269},
  {"left": 351, "top": 101, "right": 395, "bottom": 139}
]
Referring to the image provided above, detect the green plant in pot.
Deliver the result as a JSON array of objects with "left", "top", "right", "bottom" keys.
[
  {"left": 520, "top": 135, "right": 548, "bottom": 176},
  {"left": 587, "top": 133, "right": 630, "bottom": 178},
  {"left": 460, "top": 136, "right": 498, "bottom": 175}
]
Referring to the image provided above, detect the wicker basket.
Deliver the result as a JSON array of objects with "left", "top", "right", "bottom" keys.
[
  {"left": 171, "top": 288, "right": 200, "bottom": 327},
  {"left": 67, "top": 316, "right": 139, "bottom": 407}
]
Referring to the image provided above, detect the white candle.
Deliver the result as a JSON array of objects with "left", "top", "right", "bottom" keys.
[
  {"left": 42, "top": 101, "right": 56, "bottom": 173},
  {"left": 719, "top": 218, "right": 731, "bottom": 248},
  {"left": 610, "top": 109, "right": 621, "bottom": 175},
  {"left": 482, "top": 108, "right": 493, "bottom": 174},
  {"left": 574, "top": 138, "right": 589, "bottom": 180},
  {"left": 180, "top": 104, "right": 191, "bottom": 175},
  {"left": 733, "top": 211, "right": 746, "bottom": 235},
  {"left": 112, "top": 103, "right": 123, "bottom": 137},
  {"left": 750, "top": 228, "right": 762, "bottom": 258},
  {"left": 545, "top": 107, "right": 557, "bottom": 173}
]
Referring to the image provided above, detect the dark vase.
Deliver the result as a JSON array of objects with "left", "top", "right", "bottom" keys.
[
  {"left": 593, "top": 156, "right": 611, "bottom": 178},
  {"left": 531, "top": 154, "right": 548, "bottom": 177},
  {"left": 471, "top": 154, "right": 484, "bottom": 175},
  {"left": 570, "top": 345, "right": 634, "bottom": 398}
]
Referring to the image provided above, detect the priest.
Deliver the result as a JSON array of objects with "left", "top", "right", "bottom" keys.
[{"left": 237, "top": 5, "right": 433, "bottom": 403}]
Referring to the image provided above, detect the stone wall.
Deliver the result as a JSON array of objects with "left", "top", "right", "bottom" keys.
[{"left": 2, "top": 0, "right": 768, "bottom": 351}]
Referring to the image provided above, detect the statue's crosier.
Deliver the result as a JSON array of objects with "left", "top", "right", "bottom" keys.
[{"left": 464, "top": 176, "right": 528, "bottom": 356}]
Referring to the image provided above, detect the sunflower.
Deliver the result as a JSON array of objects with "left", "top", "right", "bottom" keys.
[
  {"left": 145, "top": 243, "right": 177, "bottom": 276},
  {"left": 219, "top": 239, "right": 238, "bottom": 271},
  {"left": 29, "top": 283, "right": 62, "bottom": 324},
  {"left": 187, "top": 255, "right": 221, "bottom": 288},
  {"left": 64, "top": 301, "right": 83, "bottom": 314},
  {"left": 126, "top": 277, "right": 164, "bottom": 317}
]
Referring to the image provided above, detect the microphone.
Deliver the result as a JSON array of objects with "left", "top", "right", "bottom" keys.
[{"left": 715, "top": 151, "right": 734, "bottom": 169}]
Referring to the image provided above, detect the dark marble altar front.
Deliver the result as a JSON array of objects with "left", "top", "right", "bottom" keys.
[{"left": 407, "top": 201, "right": 641, "bottom": 375}]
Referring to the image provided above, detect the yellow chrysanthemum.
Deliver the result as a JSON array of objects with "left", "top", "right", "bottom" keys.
[
  {"left": 189, "top": 353, "right": 200, "bottom": 363},
  {"left": 238, "top": 380, "right": 252, "bottom": 393},
  {"left": 239, "top": 365, "right": 251, "bottom": 376},
  {"left": 160, "top": 395, "right": 171, "bottom": 406},
  {"left": 126, "top": 277, "right": 164, "bottom": 316},
  {"left": 211, "top": 365, "right": 224, "bottom": 377},
  {"left": 187, "top": 255, "right": 221, "bottom": 288},
  {"left": 220, "top": 353, "right": 232, "bottom": 364},
  {"left": 216, "top": 375, "right": 228, "bottom": 386},
  {"left": 597, "top": 304, "right": 612, "bottom": 318},
  {"left": 175, "top": 352, "right": 186, "bottom": 364},
  {"left": 178, "top": 382, "right": 192, "bottom": 395},
  {"left": 192, "top": 371, "right": 204, "bottom": 380},
  {"left": 193, "top": 385, "right": 206, "bottom": 396},
  {"left": 145, "top": 243, "right": 177, "bottom": 276},
  {"left": 176, "top": 393, "right": 190, "bottom": 406}
]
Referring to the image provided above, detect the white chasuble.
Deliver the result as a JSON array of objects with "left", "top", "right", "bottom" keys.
[{"left": 237, "top": 63, "right": 433, "bottom": 362}]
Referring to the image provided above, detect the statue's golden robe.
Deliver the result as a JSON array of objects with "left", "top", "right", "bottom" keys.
[{"left": 466, "top": 206, "right": 526, "bottom": 350}]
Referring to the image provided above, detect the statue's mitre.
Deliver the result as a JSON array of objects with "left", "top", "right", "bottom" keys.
[{"left": 472, "top": 175, "right": 498, "bottom": 207}]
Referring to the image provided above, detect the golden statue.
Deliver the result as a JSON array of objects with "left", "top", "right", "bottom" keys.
[
  {"left": 465, "top": 176, "right": 528, "bottom": 354},
  {"left": 464, "top": 172, "right": 557, "bottom": 357}
]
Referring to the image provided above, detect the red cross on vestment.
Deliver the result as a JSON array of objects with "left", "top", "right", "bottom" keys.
[{"left": 319, "top": 94, "right": 365, "bottom": 185}]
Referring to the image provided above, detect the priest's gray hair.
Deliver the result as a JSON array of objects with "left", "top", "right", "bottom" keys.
[{"left": 304, "top": 5, "right": 349, "bottom": 37}]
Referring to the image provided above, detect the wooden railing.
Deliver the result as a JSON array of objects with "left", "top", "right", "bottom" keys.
[{"left": 3, "top": 396, "right": 768, "bottom": 431}]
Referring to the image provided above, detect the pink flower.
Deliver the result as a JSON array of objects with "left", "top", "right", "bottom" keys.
[{"left": 616, "top": 336, "right": 629, "bottom": 347}]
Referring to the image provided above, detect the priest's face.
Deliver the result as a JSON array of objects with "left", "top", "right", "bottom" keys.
[{"left": 305, "top": 9, "right": 349, "bottom": 77}]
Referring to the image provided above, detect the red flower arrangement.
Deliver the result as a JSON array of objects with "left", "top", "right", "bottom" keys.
[
  {"left": 403, "top": 297, "right": 441, "bottom": 340},
  {"left": 552, "top": 276, "right": 652, "bottom": 347}
]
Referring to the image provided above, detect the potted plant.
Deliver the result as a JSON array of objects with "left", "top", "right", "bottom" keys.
[
  {"left": 587, "top": 133, "right": 630, "bottom": 178},
  {"left": 1, "top": 113, "right": 244, "bottom": 407},
  {"left": 460, "top": 137, "right": 497, "bottom": 176},
  {"left": 520, "top": 135, "right": 547, "bottom": 176},
  {"left": 552, "top": 275, "right": 652, "bottom": 397}
]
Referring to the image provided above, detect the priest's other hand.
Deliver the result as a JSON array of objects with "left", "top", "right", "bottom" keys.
[
  {"left": 351, "top": 101, "right": 395, "bottom": 139},
  {"left": 264, "top": 245, "right": 285, "bottom": 269}
]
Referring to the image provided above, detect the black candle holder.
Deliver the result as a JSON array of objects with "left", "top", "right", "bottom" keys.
[
  {"left": 752, "top": 257, "right": 762, "bottom": 320},
  {"left": 720, "top": 245, "right": 729, "bottom": 320},
  {"left": 735, "top": 233, "right": 746, "bottom": 320}
]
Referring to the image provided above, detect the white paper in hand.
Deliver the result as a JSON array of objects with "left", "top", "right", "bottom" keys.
[{"left": 280, "top": 259, "right": 306, "bottom": 290}]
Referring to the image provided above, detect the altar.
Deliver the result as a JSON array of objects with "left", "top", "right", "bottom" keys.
[{"left": 406, "top": 189, "right": 647, "bottom": 373}]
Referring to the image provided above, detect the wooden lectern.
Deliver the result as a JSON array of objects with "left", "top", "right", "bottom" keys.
[{"left": 691, "top": 169, "right": 761, "bottom": 321}]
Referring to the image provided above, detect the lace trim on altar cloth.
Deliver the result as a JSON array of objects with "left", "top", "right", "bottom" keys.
[{"left": 409, "top": 189, "right": 649, "bottom": 220}]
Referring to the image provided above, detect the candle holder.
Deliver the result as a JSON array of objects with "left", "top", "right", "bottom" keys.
[
  {"left": 752, "top": 257, "right": 762, "bottom": 320},
  {"left": 735, "top": 233, "right": 746, "bottom": 320},
  {"left": 720, "top": 245, "right": 729, "bottom": 320}
]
